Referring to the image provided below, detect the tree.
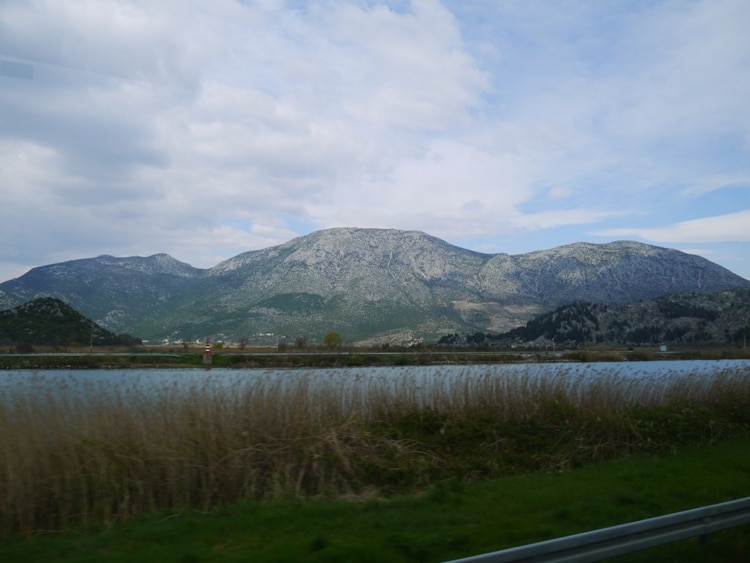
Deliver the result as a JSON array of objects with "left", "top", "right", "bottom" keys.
[{"left": 324, "top": 332, "right": 342, "bottom": 349}]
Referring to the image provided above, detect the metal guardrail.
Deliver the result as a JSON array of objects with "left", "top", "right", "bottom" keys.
[{"left": 445, "top": 496, "right": 750, "bottom": 563}]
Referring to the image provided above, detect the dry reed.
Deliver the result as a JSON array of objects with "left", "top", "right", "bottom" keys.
[{"left": 0, "top": 364, "right": 748, "bottom": 537}]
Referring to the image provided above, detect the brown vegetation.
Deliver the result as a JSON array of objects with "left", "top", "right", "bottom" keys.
[{"left": 0, "top": 364, "right": 748, "bottom": 537}]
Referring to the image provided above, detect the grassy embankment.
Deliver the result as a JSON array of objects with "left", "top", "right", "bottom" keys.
[
  {"left": 1, "top": 435, "right": 749, "bottom": 562},
  {"left": 0, "top": 363, "right": 749, "bottom": 560},
  {"left": 1, "top": 344, "right": 749, "bottom": 369}
]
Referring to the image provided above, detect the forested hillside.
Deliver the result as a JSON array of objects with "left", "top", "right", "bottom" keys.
[
  {"left": 439, "top": 288, "right": 750, "bottom": 347},
  {"left": 0, "top": 297, "right": 141, "bottom": 349}
]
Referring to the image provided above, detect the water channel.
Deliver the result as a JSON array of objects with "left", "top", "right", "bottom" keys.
[{"left": 2, "top": 359, "right": 748, "bottom": 408}]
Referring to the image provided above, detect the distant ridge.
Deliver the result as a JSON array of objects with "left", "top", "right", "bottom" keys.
[
  {"left": 438, "top": 287, "right": 750, "bottom": 347},
  {"left": 1, "top": 228, "right": 748, "bottom": 343},
  {"left": 0, "top": 297, "right": 141, "bottom": 348}
]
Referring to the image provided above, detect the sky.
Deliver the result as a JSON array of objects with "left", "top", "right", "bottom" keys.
[{"left": 1, "top": 0, "right": 749, "bottom": 283}]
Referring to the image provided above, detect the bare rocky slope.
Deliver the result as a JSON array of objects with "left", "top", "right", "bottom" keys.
[{"left": 1, "top": 228, "right": 748, "bottom": 343}]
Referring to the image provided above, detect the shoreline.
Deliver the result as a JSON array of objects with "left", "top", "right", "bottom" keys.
[{"left": 1, "top": 346, "right": 749, "bottom": 369}]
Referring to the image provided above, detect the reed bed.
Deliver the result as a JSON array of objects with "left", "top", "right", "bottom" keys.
[{"left": 1, "top": 364, "right": 749, "bottom": 537}]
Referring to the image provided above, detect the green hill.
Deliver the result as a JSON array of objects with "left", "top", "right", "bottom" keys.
[{"left": 0, "top": 297, "right": 141, "bottom": 349}]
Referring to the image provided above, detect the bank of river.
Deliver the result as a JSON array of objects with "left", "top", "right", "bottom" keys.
[
  {"left": 2, "top": 358, "right": 748, "bottom": 542},
  {"left": 2, "top": 360, "right": 748, "bottom": 408},
  {"left": 2, "top": 347, "right": 748, "bottom": 370}
]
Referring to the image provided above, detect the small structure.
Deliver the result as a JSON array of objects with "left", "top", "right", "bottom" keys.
[{"left": 203, "top": 337, "right": 212, "bottom": 365}]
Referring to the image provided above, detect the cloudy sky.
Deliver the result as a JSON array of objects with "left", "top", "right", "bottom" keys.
[{"left": 1, "top": 0, "right": 749, "bottom": 282}]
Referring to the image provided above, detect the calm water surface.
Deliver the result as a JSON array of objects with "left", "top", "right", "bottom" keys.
[{"left": 1, "top": 360, "right": 748, "bottom": 401}]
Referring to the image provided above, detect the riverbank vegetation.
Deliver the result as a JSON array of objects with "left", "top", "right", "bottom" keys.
[
  {"left": 1, "top": 343, "right": 749, "bottom": 370},
  {"left": 1, "top": 364, "right": 749, "bottom": 542},
  {"left": 2, "top": 434, "right": 749, "bottom": 562}
]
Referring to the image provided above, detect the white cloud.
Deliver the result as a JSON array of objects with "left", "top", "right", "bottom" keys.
[
  {"left": 596, "top": 209, "right": 750, "bottom": 244},
  {"left": 318, "top": 137, "right": 533, "bottom": 238},
  {"left": 511, "top": 209, "right": 620, "bottom": 231},
  {"left": 0, "top": 0, "right": 749, "bottom": 283},
  {"left": 0, "top": 141, "right": 62, "bottom": 201},
  {"left": 332, "top": 0, "right": 489, "bottom": 130},
  {"left": 682, "top": 175, "right": 750, "bottom": 197}
]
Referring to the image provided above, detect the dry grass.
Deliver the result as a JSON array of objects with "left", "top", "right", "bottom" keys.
[{"left": 1, "top": 364, "right": 749, "bottom": 537}]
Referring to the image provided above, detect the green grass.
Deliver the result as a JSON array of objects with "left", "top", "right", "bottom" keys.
[
  {"left": 1, "top": 363, "right": 749, "bottom": 560},
  {"left": 1, "top": 434, "right": 749, "bottom": 562}
]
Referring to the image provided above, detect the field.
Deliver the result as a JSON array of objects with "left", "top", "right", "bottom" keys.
[{"left": 1, "top": 362, "right": 749, "bottom": 560}]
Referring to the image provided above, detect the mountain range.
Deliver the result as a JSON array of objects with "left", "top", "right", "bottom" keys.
[{"left": 1, "top": 228, "right": 748, "bottom": 344}]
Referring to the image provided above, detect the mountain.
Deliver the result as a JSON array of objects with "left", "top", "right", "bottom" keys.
[
  {"left": 440, "top": 288, "right": 750, "bottom": 347},
  {"left": 1, "top": 228, "right": 748, "bottom": 343},
  {"left": 0, "top": 297, "right": 141, "bottom": 348},
  {"left": 1, "top": 254, "right": 204, "bottom": 338}
]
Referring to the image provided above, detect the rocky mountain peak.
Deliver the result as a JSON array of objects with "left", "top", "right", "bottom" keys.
[
  {"left": 1, "top": 228, "right": 748, "bottom": 343},
  {"left": 90, "top": 254, "right": 201, "bottom": 277}
]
